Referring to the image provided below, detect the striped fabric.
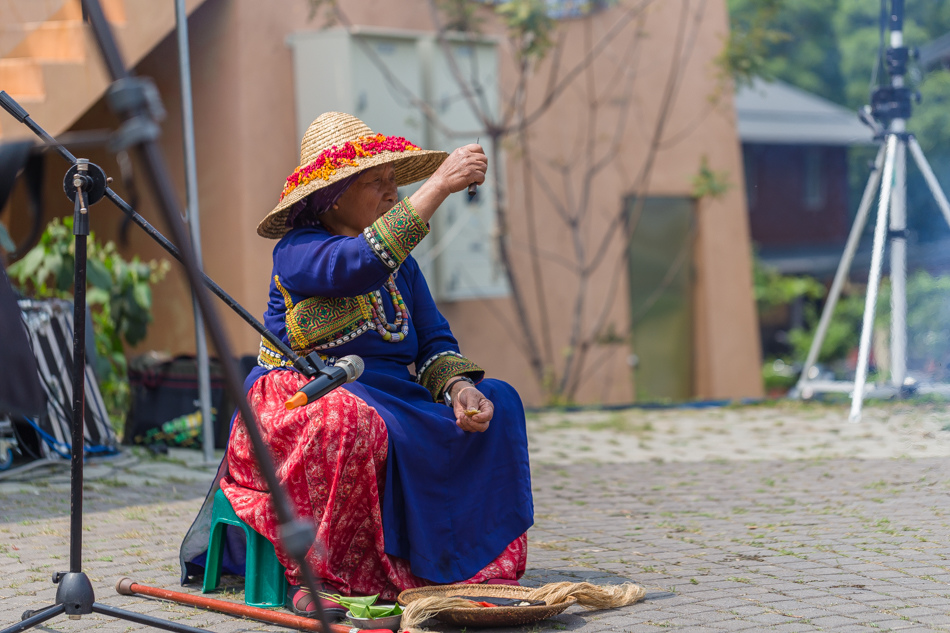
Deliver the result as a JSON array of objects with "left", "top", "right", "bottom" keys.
[{"left": 17, "top": 299, "right": 117, "bottom": 459}]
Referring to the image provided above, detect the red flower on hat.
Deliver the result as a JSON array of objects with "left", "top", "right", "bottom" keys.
[{"left": 280, "top": 135, "right": 421, "bottom": 201}]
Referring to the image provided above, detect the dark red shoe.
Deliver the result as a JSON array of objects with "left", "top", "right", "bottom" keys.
[
  {"left": 286, "top": 584, "right": 348, "bottom": 620},
  {"left": 482, "top": 578, "right": 521, "bottom": 586}
]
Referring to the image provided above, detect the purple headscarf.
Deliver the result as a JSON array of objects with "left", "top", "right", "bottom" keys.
[{"left": 286, "top": 172, "right": 361, "bottom": 230}]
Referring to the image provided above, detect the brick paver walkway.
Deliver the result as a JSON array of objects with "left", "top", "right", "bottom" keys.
[{"left": 2, "top": 402, "right": 950, "bottom": 632}]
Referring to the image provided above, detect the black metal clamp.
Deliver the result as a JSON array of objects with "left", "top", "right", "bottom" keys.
[{"left": 106, "top": 77, "right": 165, "bottom": 152}]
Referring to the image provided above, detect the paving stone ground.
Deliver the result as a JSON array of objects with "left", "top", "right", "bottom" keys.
[{"left": 2, "top": 400, "right": 950, "bottom": 632}]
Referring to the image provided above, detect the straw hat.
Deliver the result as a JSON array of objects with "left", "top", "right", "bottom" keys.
[{"left": 258, "top": 112, "right": 448, "bottom": 238}]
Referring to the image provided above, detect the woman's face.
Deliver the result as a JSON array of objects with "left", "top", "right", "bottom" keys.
[{"left": 320, "top": 164, "right": 398, "bottom": 237}]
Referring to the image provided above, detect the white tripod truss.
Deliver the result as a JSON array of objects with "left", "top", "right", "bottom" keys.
[
  {"left": 793, "top": 1, "right": 950, "bottom": 421},
  {"left": 794, "top": 123, "right": 950, "bottom": 421}
]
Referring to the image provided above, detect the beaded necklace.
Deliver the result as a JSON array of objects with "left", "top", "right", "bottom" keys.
[{"left": 369, "top": 275, "right": 409, "bottom": 342}]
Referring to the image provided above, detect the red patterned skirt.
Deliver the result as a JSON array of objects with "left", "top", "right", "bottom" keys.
[{"left": 221, "top": 370, "right": 526, "bottom": 600}]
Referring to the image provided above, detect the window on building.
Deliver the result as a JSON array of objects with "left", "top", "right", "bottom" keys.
[
  {"left": 288, "top": 28, "right": 509, "bottom": 302},
  {"left": 742, "top": 146, "right": 758, "bottom": 211},
  {"left": 803, "top": 147, "right": 824, "bottom": 211}
]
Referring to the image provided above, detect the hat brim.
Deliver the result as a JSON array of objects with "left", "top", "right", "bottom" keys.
[{"left": 258, "top": 149, "right": 448, "bottom": 239}]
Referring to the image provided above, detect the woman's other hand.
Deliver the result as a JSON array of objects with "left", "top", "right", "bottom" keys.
[
  {"left": 410, "top": 144, "right": 487, "bottom": 223},
  {"left": 451, "top": 382, "right": 493, "bottom": 432}
]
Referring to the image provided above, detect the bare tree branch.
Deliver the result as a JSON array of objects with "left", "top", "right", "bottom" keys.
[
  {"left": 556, "top": 8, "right": 648, "bottom": 394},
  {"left": 659, "top": 101, "right": 717, "bottom": 149},
  {"left": 446, "top": 267, "right": 537, "bottom": 362},
  {"left": 530, "top": 161, "right": 573, "bottom": 225},
  {"left": 518, "top": 126, "right": 555, "bottom": 367},
  {"left": 557, "top": 18, "right": 599, "bottom": 394},
  {"left": 566, "top": 250, "right": 627, "bottom": 398},
  {"left": 500, "top": 29, "right": 567, "bottom": 130},
  {"left": 570, "top": 333, "right": 627, "bottom": 398},
  {"left": 489, "top": 141, "right": 547, "bottom": 384},
  {"left": 312, "top": 0, "right": 718, "bottom": 404},
  {"left": 425, "top": 0, "right": 494, "bottom": 129},
  {"left": 587, "top": 0, "right": 703, "bottom": 274},
  {"left": 566, "top": 0, "right": 708, "bottom": 399},
  {"left": 511, "top": 0, "right": 654, "bottom": 133},
  {"left": 330, "top": 3, "right": 478, "bottom": 138},
  {"left": 506, "top": 236, "right": 578, "bottom": 272}
]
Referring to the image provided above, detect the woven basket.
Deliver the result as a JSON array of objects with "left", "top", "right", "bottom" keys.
[{"left": 397, "top": 585, "right": 577, "bottom": 628}]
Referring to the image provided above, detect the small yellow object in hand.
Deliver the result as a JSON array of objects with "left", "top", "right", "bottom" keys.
[{"left": 465, "top": 408, "right": 479, "bottom": 417}]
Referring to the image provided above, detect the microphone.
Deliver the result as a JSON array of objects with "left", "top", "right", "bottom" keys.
[{"left": 284, "top": 355, "right": 364, "bottom": 410}]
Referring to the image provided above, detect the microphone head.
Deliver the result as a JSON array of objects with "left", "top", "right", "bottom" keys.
[{"left": 338, "top": 355, "right": 364, "bottom": 382}]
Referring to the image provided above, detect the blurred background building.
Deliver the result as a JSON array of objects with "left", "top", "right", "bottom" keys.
[
  {"left": 735, "top": 77, "right": 873, "bottom": 277},
  {"left": 0, "top": 0, "right": 764, "bottom": 406}
]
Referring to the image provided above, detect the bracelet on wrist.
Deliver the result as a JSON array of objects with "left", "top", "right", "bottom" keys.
[{"left": 442, "top": 375, "right": 475, "bottom": 406}]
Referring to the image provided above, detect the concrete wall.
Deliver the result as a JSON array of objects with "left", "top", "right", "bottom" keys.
[{"left": 3, "top": 0, "right": 763, "bottom": 405}]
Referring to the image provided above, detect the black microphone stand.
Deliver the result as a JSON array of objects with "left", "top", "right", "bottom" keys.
[
  {"left": 1, "top": 161, "right": 213, "bottom": 633},
  {"left": 0, "top": 1, "right": 333, "bottom": 632}
]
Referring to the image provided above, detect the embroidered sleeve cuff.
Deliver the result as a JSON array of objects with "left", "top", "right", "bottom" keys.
[
  {"left": 417, "top": 351, "right": 485, "bottom": 402},
  {"left": 362, "top": 198, "right": 429, "bottom": 269}
]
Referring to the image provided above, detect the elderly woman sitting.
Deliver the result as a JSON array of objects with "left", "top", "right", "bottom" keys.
[{"left": 185, "top": 112, "right": 533, "bottom": 618}]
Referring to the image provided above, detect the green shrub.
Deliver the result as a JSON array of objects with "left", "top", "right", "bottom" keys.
[
  {"left": 879, "top": 271, "right": 950, "bottom": 378},
  {"left": 758, "top": 258, "right": 950, "bottom": 384},
  {"left": 753, "top": 257, "right": 825, "bottom": 314},
  {"left": 787, "top": 289, "right": 868, "bottom": 366},
  {"left": 8, "top": 217, "right": 169, "bottom": 430}
]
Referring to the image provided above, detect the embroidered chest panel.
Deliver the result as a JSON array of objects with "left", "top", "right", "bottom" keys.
[
  {"left": 276, "top": 276, "right": 374, "bottom": 353},
  {"left": 275, "top": 273, "right": 413, "bottom": 353}
]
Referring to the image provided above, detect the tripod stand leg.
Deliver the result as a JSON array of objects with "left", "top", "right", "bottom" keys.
[
  {"left": 889, "top": 138, "right": 908, "bottom": 388},
  {"left": 91, "top": 604, "right": 211, "bottom": 633},
  {"left": 908, "top": 136, "right": 950, "bottom": 227},
  {"left": 797, "top": 144, "right": 886, "bottom": 396},
  {"left": 0, "top": 604, "right": 64, "bottom": 633},
  {"left": 851, "top": 134, "right": 899, "bottom": 422}
]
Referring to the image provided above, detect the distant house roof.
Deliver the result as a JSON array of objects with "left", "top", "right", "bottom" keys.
[{"left": 734, "top": 78, "right": 874, "bottom": 146}]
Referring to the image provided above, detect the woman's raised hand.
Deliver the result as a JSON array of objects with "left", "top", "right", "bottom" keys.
[
  {"left": 452, "top": 384, "right": 494, "bottom": 433},
  {"left": 432, "top": 144, "right": 487, "bottom": 195},
  {"left": 409, "top": 144, "right": 487, "bottom": 224}
]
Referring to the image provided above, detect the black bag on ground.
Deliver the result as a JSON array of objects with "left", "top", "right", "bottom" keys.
[
  {"left": 0, "top": 266, "right": 45, "bottom": 418},
  {"left": 124, "top": 355, "right": 239, "bottom": 449}
]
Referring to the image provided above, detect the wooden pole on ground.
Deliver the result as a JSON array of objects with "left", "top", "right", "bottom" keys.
[{"left": 114, "top": 578, "right": 355, "bottom": 633}]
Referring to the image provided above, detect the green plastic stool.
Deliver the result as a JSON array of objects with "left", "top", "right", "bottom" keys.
[{"left": 202, "top": 488, "right": 288, "bottom": 608}]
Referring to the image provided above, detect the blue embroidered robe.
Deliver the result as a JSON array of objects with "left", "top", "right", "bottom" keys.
[{"left": 244, "top": 199, "right": 534, "bottom": 583}]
